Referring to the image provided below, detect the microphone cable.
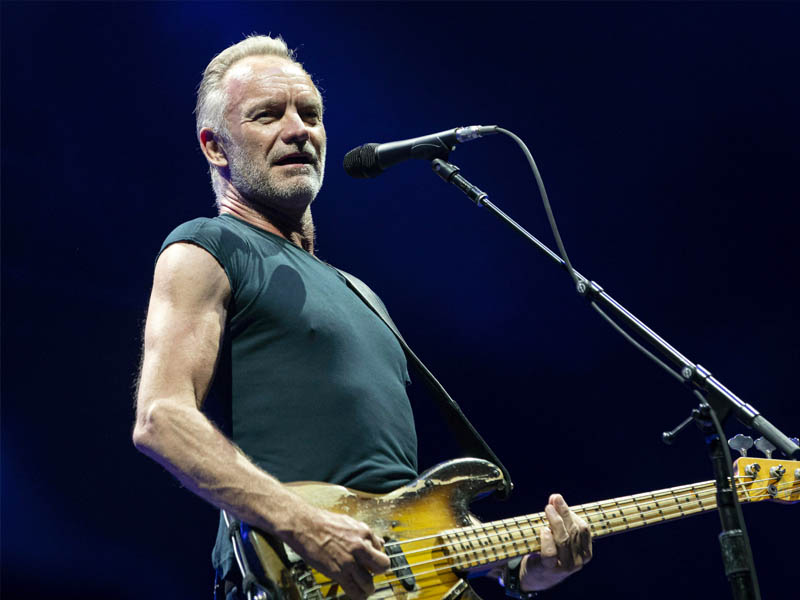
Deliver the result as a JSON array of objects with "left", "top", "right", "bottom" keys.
[
  {"left": 493, "top": 126, "right": 686, "bottom": 385},
  {"left": 496, "top": 125, "right": 761, "bottom": 598}
]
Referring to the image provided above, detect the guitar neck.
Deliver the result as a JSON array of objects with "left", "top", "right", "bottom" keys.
[{"left": 442, "top": 479, "right": 722, "bottom": 569}]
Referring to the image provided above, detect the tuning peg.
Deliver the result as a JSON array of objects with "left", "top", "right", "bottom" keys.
[
  {"left": 728, "top": 434, "right": 754, "bottom": 457},
  {"left": 754, "top": 436, "right": 776, "bottom": 459}
]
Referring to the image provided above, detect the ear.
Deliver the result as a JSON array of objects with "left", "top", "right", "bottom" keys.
[{"left": 199, "top": 128, "right": 229, "bottom": 168}]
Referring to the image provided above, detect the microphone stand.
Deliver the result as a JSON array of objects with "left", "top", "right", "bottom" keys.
[{"left": 430, "top": 157, "right": 800, "bottom": 600}]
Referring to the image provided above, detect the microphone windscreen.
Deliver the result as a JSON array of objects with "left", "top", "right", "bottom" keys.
[{"left": 343, "top": 143, "right": 382, "bottom": 178}]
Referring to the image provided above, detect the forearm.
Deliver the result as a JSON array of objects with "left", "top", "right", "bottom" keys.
[
  {"left": 133, "top": 396, "right": 306, "bottom": 539},
  {"left": 134, "top": 244, "right": 391, "bottom": 600}
]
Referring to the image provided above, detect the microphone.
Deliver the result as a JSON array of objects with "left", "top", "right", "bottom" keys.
[{"left": 343, "top": 125, "right": 498, "bottom": 178}]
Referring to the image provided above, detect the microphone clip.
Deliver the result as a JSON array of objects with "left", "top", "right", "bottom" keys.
[{"left": 431, "top": 159, "right": 489, "bottom": 206}]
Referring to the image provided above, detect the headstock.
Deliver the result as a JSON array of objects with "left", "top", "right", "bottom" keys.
[{"left": 733, "top": 457, "right": 800, "bottom": 504}]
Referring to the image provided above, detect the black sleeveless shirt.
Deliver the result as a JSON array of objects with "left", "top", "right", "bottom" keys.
[{"left": 159, "top": 214, "right": 418, "bottom": 575}]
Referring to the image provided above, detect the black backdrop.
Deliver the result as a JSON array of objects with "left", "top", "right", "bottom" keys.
[{"left": 2, "top": 2, "right": 798, "bottom": 599}]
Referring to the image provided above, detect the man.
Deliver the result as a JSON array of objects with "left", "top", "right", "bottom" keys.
[{"left": 133, "top": 35, "right": 592, "bottom": 600}]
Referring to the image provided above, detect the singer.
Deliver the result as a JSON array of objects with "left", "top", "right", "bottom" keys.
[{"left": 133, "top": 35, "right": 592, "bottom": 600}]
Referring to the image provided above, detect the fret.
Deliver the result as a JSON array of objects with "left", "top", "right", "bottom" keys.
[
  {"left": 475, "top": 522, "right": 494, "bottom": 562},
  {"left": 632, "top": 494, "right": 649, "bottom": 524},
  {"left": 486, "top": 522, "right": 502, "bottom": 562},
  {"left": 488, "top": 522, "right": 504, "bottom": 562},
  {"left": 585, "top": 516, "right": 605, "bottom": 538},
  {"left": 466, "top": 524, "right": 487, "bottom": 566},
  {"left": 579, "top": 481, "right": 723, "bottom": 540},
  {"left": 446, "top": 526, "right": 480, "bottom": 569},
  {"left": 653, "top": 490, "right": 671, "bottom": 521},
  {"left": 614, "top": 498, "right": 631, "bottom": 529},
  {"left": 692, "top": 486, "right": 704, "bottom": 507},
  {"left": 495, "top": 520, "right": 520, "bottom": 560},
  {"left": 661, "top": 490, "right": 677, "bottom": 521},
  {"left": 671, "top": 488, "right": 686, "bottom": 517},
  {"left": 597, "top": 503, "right": 611, "bottom": 535},
  {"left": 520, "top": 516, "right": 535, "bottom": 555},
  {"left": 524, "top": 515, "right": 542, "bottom": 554},
  {"left": 621, "top": 496, "right": 644, "bottom": 526},
  {"left": 636, "top": 493, "right": 656, "bottom": 514},
  {"left": 442, "top": 475, "right": 749, "bottom": 572}
]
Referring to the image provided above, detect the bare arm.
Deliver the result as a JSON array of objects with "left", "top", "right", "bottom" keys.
[{"left": 133, "top": 242, "right": 388, "bottom": 598}]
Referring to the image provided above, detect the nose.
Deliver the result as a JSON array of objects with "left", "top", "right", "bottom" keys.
[{"left": 280, "top": 108, "right": 310, "bottom": 146}]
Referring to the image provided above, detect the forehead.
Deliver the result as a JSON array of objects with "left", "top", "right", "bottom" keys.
[{"left": 223, "top": 55, "right": 321, "bottom": 110}]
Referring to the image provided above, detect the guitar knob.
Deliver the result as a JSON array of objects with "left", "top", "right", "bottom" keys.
[
  {"left": 754, "top": 436, "right": 776, "bottom": 459},
  {"left": 728, "top": 434, "right": 754, "bottom": 457}
]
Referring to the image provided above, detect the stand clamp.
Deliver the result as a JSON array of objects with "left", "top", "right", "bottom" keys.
[{"left": 432, "top": 159, "right": 488, "bottom": 206}]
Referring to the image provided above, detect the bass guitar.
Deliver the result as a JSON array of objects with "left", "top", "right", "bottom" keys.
[{"left": 240, "top": 456, "right": 798, "bottom": 600}]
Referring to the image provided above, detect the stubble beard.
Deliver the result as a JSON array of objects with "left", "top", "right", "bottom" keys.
[{"left": 228, "top": 144, "right": 326, "bottom": 218}]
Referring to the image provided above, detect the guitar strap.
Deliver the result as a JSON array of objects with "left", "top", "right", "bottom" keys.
[{"left": 336, "top": 267, "right": 513, "bottom": 499}]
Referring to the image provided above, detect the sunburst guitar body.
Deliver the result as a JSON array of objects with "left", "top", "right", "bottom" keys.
[{"left": 239, "top": 456, "right": 798, "bottom": 600}]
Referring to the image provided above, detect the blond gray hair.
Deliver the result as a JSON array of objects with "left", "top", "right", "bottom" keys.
[
  {"left": 195, "top": 34, "right": 302, "bottom": 139},
  {"left": 195, "top": 35, "right": 309, "bottom": 198}
]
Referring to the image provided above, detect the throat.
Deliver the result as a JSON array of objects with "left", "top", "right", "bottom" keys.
[{"left": 218, "top": 200, "right": 315, "bottom": 253}]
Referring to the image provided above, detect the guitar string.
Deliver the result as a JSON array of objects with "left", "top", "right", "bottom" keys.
[
  {"left": 391, "top": 479, "right": 718, "bottom": 557},
  {"left": 383, "top": 472, "right": 777, "bottom": 552},
  {"left": 305, "top": 478, "right": 798, "bottom": 596},
  {"left": 318, "top": 486, "right": 788, "bottom": 600},
  {"left": 368, "top": 481, "right": 788, "bottom": 589},
  {"left": 359, "top": 479, "right": 800, "bottom": 600},
  {"left": 383, "top": 478, "right": 796, "bottom": 578},
  {"left": 312, "top": 478, "right": 794, "bottom": 592},
  {"left": 382, "top": 473, "right": 782, "bottom": 560}
]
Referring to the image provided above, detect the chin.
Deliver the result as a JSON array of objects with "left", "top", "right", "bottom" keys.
[{"left": 249, "top": 182, "right": 319, "bottom": 215}]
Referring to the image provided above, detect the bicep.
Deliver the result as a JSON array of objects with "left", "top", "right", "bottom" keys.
[{"left": 137, "top": 242, "right": 231, "bottom": 412}]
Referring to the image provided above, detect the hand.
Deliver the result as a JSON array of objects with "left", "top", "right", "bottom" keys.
[
  {"left": 519, "top": 494, "right": 592, "bottom": 591},
  {"left": 285, "top": 504, "right": 390, "bottom": 600}
]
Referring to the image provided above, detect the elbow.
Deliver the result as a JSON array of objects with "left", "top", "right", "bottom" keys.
[
  {"left": 132, "top": 399, "right": 165, "bottom": 455},
  {"left": 132, "top": 423, "right": 151, "bottom": 454}
]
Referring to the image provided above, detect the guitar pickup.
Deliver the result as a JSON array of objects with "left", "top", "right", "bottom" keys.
[{"left": 385, "top": 538, "right": 416, "bottom": 591}]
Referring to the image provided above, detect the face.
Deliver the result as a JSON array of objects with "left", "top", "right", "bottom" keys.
[{"left": 221, "top": 55, "right": 326, "bottom": 215}]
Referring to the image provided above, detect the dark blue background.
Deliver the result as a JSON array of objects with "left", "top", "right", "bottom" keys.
[{"left": 2, "top": 2, "right": 798, "bottom": 599}]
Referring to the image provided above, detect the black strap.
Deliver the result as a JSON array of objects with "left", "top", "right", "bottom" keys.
[{"left": 336, "top": 268, "right": 513, "bottom": 499}]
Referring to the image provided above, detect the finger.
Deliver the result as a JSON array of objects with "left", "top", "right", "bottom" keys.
[
  {"left": 369, "top": 532, "right": 385, "bottom": 551},
  {"left": 577, "top": 516, "right": 593, "bottom": 563},
  {"left": 347, "top": 562, "right": 376, "bottom": 597},
  {"left": 551, "top": 495, "right": 587, "bottom": 570},
  {"left": 339, "top": 572, "right": 367, "bottom": 600},
  {"left": 354, "top": 540, "right": 390, "bottom": 573},
  {"left": 545, "top": 504, "right": 574, "bottom": 570},
  {"left": 550, "top": 494, "right": 578, "bottom": 538},
  {"left": 538, "top": 525, "right": 558, "bottom": 569}
]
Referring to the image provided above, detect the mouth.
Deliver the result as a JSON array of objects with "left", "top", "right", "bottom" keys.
[{"left": 274, "top": 153, "right": 315, "bottom": 166}]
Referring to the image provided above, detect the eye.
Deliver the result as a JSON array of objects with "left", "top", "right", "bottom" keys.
[{"left": 302, "top": 110, "right": 321, "bottom": 125}]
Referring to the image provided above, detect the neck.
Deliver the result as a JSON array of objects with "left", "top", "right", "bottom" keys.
[
  {"left": 217, "top": 193, "right": 315, "bottom": 254},
  {"left": 442, "top": 479, "right": 728, "bottom": 570}
]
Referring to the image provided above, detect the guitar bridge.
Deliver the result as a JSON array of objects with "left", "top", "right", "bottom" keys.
[{"left": 284, "top": 544, "right": 324, "bottom": 600}]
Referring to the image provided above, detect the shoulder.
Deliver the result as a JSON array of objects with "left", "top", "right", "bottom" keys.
[
  {"left": 154, "top": 216, "right": 249, "bottom": 295},
  {"left": 154, "top": 242, "right": 231, "bottom": 302},
  {"left": 159, "top": 216, "right": 252, "bottom": 268},
  {"left": 160, "top": 216, "right": 244, "bottom": 252}
]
